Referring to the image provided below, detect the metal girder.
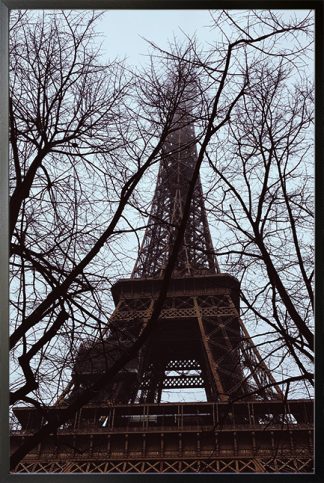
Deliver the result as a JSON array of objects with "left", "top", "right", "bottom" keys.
[{"left": 14, "top": 457, "right": 314, "bottom": 474}]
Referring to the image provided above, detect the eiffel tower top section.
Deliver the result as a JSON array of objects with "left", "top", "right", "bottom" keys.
[{"left": 132, "top": 82, "right": 219, "bottom": 279}]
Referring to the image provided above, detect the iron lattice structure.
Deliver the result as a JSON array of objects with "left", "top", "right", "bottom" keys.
[
  {"left": 132, "top": 107, "right": 219, "bottom": 278},
  {"left": 11, "top": 95, "right": 313, "bottom": 474}
]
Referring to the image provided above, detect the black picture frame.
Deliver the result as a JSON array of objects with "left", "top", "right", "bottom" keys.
[{"left": 1, "top": 1, "right": 322, "bottom": 481}]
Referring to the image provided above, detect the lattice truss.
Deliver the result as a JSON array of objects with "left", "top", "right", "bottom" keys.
[
  {"left": 132, "top": 112, "right": 218, "bottom": 278},
  {"left": 136, "top": 294, "right": 283, "bottom": 403},
  {"left": 11, "top": 84, "right": 314, "bottom": 476},
  {"left": 66, "top": 100, "right": 281, "bottom": 404},
  {"left": 68, "top": 292, "right": 283, "bottom": 404},
  {"left": 15, "top": 457, "right": 313, "bottom": 474}
]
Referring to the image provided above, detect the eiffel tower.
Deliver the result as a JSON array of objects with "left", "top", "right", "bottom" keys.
[{"left": 11, "top": 87, "right": 313, "bottom": 474}]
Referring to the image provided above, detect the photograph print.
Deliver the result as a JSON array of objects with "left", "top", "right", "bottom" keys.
[{"left": 9, "top": 8, "right": 314, "bottom": 474}]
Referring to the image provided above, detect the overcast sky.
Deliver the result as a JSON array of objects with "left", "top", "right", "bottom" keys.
[
  {"left": 96, "top": 10, "right": 215, "bottom": 67},
  {"left": 96, "top": 9, "right": 313, "bottom": 71}
]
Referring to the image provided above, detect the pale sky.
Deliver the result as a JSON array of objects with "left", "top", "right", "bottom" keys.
[
  {"left": 97, "top": 10, "right": 215, "bottom": 67},
  {"left": 96, "top": 9, "right": 313, "bottom": 72}
]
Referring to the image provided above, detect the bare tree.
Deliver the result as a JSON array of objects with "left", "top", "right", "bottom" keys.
[
  {"left": 139, "top": 9, "right": 314, "bottom": 395},
  {"left": 205, "top": 47, "right": 314, "bottom": 394},
  {"left": 9, "top": 9, "right": 314, "bottom": 469},
  {"left": 9, "top": 9, "right": 131, "bottom": 404},
  {"left": 9, "top": 9, "right": 180, "bottom": 405}
]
